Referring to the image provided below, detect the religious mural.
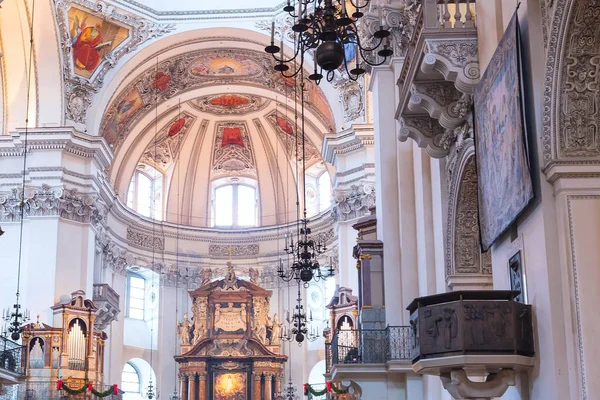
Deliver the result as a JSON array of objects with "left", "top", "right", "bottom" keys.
[
  {"left": 214, "top": 372, "right": 246, "bottom": 400},
  {"left": 99, "top": 47, "right": 335, "bottom": 151},
  {"left": 102, "top": 87, "right": 144, "bottom": 147},
  {"left": 212, "top": 123, "right": 257, "bottom": 178},
  {"left": 139, "top": 113, "right": 195, "bottom": 171},
  {"left": 68, "top": 8, "right": 128, "bottom": 78},
  {"left": 473, "top": 13, "right": 533, "bottom": 251},
  {"left": 265, "top": 112, "right": 321, "bottom": 165},
  {"left": 190, "top": 55, "right": 263, "bottom": 77}
]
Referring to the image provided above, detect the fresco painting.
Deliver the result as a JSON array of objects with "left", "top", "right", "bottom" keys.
[
  {"left": 210, "top": 95, "right": 250, "bottom": 107},
  {"left": 190, "top": 55, "right": 263, "bottom": 77},
  {"left": 221, "top": 127, "right": 245, "bottom": 147},
  {"left": 102, "top": 87, "right": 144, "bottom": 147},
  {"left": 213, "top": 372, "right": 246, "bottom": 400},
  {"left": 68, "top": 7, "right": 128, "bottom": 78}
]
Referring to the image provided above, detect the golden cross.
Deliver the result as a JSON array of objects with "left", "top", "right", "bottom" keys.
[{"left": 228, "top": 246, "right": 233, "bottom": 263}]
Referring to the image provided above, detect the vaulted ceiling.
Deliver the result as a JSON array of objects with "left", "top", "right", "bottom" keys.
[{"left": 100, "top": 35, "right": 336, "bottom": 228}]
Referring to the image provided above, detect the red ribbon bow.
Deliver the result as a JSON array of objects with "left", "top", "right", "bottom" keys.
[
  {"left": 56, "top": 380, "right": 63, "bottom": 390},
  {"left": 113, "top": 384, "right": 118, "bottom": 394},
  {"left": 303, "top": 383, "right": 308, "bottom": 395},
  {"left": 326, "top": 381, "right": 332, "bottom": 393},
  {"left": 87, "top": 383, "right": 93, "bottom": 392}
]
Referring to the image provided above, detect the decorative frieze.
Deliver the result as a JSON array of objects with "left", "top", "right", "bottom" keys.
[
  {"left": 331, "top": 183, "right": 376, "bottom": 222},
  {"left": 0, "top": 185, "right": 106, "bottom": 225},
  {"left": 208, "top": 244, "right": 259, "bottom": 258},
  {"left": 331, "top": 73, "right": 365, "bottom": 123},
  {"left": 126, "top": 227, "right": 164, "bottom": 251}
]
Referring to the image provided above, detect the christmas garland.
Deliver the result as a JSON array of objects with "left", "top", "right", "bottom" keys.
[
  {"left": 56, "top": 380, "right": 119, "bottom": 397},
  {"left": 304, "top": 382, "right": 348, "bottom": 396}
]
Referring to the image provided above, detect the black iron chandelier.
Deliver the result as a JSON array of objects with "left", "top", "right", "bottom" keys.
[
  {"left": 280, "top": 284, "right": 320, "bottom": 344},
  {"left": 265, "top": 0, "right": 393, "bottom": 83},
  {"left": 275, "top": 378, "right": 300, "bottom": 400}
]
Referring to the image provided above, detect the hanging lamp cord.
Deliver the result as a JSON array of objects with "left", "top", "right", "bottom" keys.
[{"left": 15, "top": 0, "right": 37, "bottom": 315}]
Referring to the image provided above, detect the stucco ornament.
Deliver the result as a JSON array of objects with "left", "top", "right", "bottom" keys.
[
  {"left": 331, "top": 73, "right": 365, "bottom": 123},
  {"left": 331, "top": 183, "right": 376, "bottom": 222},
  {"left": 54, "top": 0, "right": 174, "bottom": 123},
  {"left": 0, "top": 184, "right": 106, "bottom": 225}
]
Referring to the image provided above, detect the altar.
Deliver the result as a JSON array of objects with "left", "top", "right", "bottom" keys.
[{"left": 174, "top": 263, "right": 287, "bottom": 400}]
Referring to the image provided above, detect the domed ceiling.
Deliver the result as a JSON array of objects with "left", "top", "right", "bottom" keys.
[{"left": 102, "top": 42, "right": 335, "bottom": 229}]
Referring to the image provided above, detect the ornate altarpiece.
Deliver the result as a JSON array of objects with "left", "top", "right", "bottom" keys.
[{"left": 175, "top": 264, "right": 286, "bottom": 400}]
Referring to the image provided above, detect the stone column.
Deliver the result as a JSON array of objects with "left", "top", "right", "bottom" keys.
[
  {"left": 275, "top": 373, "right": 282, "bottom": 394},
  {"left": 198, "top": 372, "right": 207, "bottom": 400},
  {"left": 190, "top": 373, "right": 198, "bottom": 400},
  {"left": 264, "top": 373, "right": 272, "bottom": 400},
  {"left": 87, "top": 315, "right": 96, "bottom": 371},
  {"left": 180, "top": 373, "right": 188, "bottom": 400},
  {"left": 60, "top": 311, "right": 69, "bottom": 368},
  {"left": 253, "top": 372, "right": 262, "bottom": 399}
]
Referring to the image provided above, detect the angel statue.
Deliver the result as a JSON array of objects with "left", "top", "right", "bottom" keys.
[
  {"left": 200, "top": 268, "right": 213, "bottom": 286},
  {"left": 177, "top": 313, "right": 193, "bottom": 345}
]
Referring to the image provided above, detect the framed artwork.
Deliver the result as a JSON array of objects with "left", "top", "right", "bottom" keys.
[
  {"left": 509, "top": 251, "right": 526, "bottom": 303},
  {"left": 473, "top": 12, "right": 534, "bottom": 251},
  {"left": 67, "top": 7, "right": 128, "bottom": 79}
]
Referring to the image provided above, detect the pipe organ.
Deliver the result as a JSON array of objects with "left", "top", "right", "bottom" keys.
[{"left": 21, "top": 290, "right": 107, "bottom": 388}]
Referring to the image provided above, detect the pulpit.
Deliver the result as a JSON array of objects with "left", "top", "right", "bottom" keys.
[{"left": 174, "top": 263, "right": 287, "bottom": 400}]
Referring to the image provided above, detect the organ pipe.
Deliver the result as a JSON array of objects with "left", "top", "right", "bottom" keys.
[{"left": 68, "top": 319, "right": 86, "bottom": 370}]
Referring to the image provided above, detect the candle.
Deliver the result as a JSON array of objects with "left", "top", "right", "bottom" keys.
[
  {"left": 355, "top": 44, "right": 359, "bottom": 69},
  {"left": 342, "top": 0, "right": 347, "bottom": 15},
  {"left": 298, "top": 0, "right": 302, "bottom": 20},
  {"left": 310, "top": 310, "right": 313, "bottom": 320},
  {"left": 280, "top": 38, "right": 284, "bottom": 61},
  {"left": 313, "top": 55, "right": 317, "bottom": 72},
  {"left": 271, "top": 20, "right": 275, "bottom": 44},
  {"left": 378, "top": 6, "right": 382, "bottom": 27}
]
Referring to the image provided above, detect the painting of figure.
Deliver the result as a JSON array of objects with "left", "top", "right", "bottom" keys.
[
  {"left": 190, "top": 54, "right": 262, "bottom": 77},
  {"left": 214, "top": 372, "right": 246, "bottom": 400},
  {"left": 102, "top": 87, "right": 144, "bottom": 147},
  {"left": 68, "top": 8, "right": 128, "bottom": 78},
  {"left": 473, "top": 13, "right": 533, "bottom": 251}
]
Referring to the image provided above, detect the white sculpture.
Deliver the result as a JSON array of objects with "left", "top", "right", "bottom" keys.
[{"left": 177, "top": 313, "right": 193, "bottom": 345}]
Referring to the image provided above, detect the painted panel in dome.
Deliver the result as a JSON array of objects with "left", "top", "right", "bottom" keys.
[
  {"left": 102, "top": 87, "right": 144, "bottom": 147},
  {"left": 221, "top": 127, "right": 245, "bottom": 147},
  {"left": 189, "top": 55, "right": 263, "bottom": 77},
  {"left": 68, "top": 7, "right": 128, "bottom": 78},
  {"left": 210, "top": 95, "right": 250, "bottom": 107}
]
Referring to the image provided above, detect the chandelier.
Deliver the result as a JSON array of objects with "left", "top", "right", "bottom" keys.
[
  {"left": 146, "top": 378, "right": 156, "bottom": 399},
  {"left": 280, "top": 284, "right": 321, "bottom": 344},
  {"left": 275, "top": 378, "right": 300, "bottom": 400},
  {"left": 265, "top": 0, "right": 393, "bottom": 83}
]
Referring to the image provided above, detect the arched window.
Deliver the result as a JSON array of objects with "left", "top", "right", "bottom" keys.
[
  {"left": 126, "top": 273, "right": 145, "bottom": 320},
  {"left": 318, "top": 172, "right": 332, "bottom": 212},
  {"left": 127, "top": 165, "right": 163, "bottom": 220},
  {"left": 213, "top": 179, "right": 258, "bottom": 228},
  {"left": 121, "top": 362, "right": 141, "bottom": 393}
]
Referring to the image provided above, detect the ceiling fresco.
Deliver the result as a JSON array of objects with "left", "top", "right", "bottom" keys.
[
  {"left": 99, "top": 47, "right": 335, "bottom": 151},
  {"left": 190, "top": 94, "right": 268, "bottom": 115},
  {"left": 265, "top": 111, "right": 321, "bottom": 166},
  {"left": 139, "top": 112, "right": 196, "bottom": 171},
  {"left": 211, "top": 122, "right": 257, "bottom": 179}
]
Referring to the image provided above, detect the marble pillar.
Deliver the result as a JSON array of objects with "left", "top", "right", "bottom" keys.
[
  {"left": 253, "top": 373, "right": 262, "bottom": 399},
  {"left": 264, "top": 373, "right": 272, "bottom": 400},
  {"left": 199, "top": 373, "right": 207, "bottom": 400},
  {"left": 190, "top": 374, "right": 198, "bottom": 400},
  {"left": 180, "top": 374, "right": 188, "bottom": 400}
]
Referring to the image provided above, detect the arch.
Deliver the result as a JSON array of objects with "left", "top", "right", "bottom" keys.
[
  {"left": 542, "top": 0, "right": 600, "bottom": 166},
  {"left": 122, "top": 358, "right": 156, "bottom": 400},
  {"left": 444, "top": 137, "right": 491, "bottom": 289}
]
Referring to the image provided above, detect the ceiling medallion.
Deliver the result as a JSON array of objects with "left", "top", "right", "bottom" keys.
[
  {"left": 265, "top": 0, "right": 393, "bottom": 84},
  {"left": 191, "top": 94, "right": 268, "bottom": 115}
]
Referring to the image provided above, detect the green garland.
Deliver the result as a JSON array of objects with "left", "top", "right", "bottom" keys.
[
  {"left": 306, "top": 384, "right": 327, "bottom": 396},
  {"left": 306, "top": 383, "right": 348, "bottom": 396},
  {"left": 330, "top": 383, "right": 348, "bottom": 394},
  {"left": 60, "top": 382, "right": 117, "bottom": 397},
  {"left": 91, "top": 387, "right": 118, "bottom": 397}
]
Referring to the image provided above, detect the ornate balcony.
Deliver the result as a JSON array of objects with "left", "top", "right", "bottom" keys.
[
  {"left": 407, "top": 291, "right": 535, "bottom": 399},
  {"left": 92, "top": 283, "right": 120, "bottom": 331},
  {"left": 396, "top": 0, "right": 480, "bottom": 158}
]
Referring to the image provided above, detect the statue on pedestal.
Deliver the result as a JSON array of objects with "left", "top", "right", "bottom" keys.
[
  {"left": 270, "top": 314, "right": 282, "bottom": 346},
  {"left": 178, "top": 313, "right": 193, "bottom": 345}
]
